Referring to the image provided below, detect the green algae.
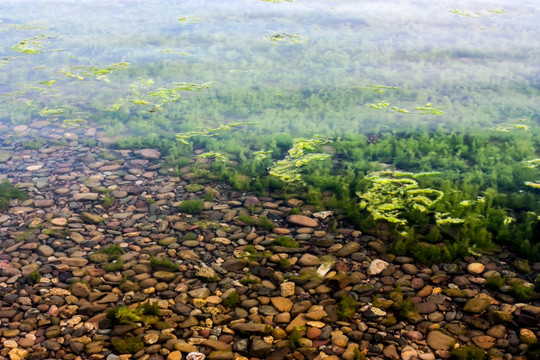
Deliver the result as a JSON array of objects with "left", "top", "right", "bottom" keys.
[
  {"left": 175, "top": 122, "right": 255, "bottom": 145},
  {"left": 415, "top": 103, "right": 444, "bottom": 115},
  {"left": 11, "top": 34, "right": 52, "bottom": 54},
  {"left": 0, "top": 1, "right": 539, "bottom": 267},
  {"left": 39, "top": 106, "right": 68, "bottom": 117},
  {"left": 357, "top": 171, "right": 446, "bottom": 226},
  {"left": 357, "top": 85, "right": 400, "bottom": 94},
  {"left": 266, "top": 32, "right": 306, "bottom": 44},
  {"left": 0, "top": 180, "right": 27, "bottom": 210},
  {"left": 269, "top": 136, "right": 331, "bottom": 184},
  {"left": 177, "top": 15, "right": 203, "bottom": 24}
]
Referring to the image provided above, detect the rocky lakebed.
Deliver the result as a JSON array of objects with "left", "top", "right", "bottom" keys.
[{"left": 0, "top": 120, "right": 539, "bottom": 360}]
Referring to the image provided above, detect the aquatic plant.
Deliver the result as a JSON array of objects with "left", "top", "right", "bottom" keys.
[
  {"left": 95, "top": 244, "right": 124, "bottom": 260},
  {"left": 289, "top": 326, "right": 305, "bottom": 350},
  {"left": 178, "top": 199, "right": 204, "bottom": 214},
  {"left": 11, "top": 34, "right": 51, "bottom": 54},
  {"left": 222, "top": 290, "right": 240, "bottom": 308},
  {"left": 371, "top": 102, "right": 389, "bottom": 110},
  {"left": 177, "top": 15, "right": 203, "bottom": 23},
  {"left": 258, "top": 215, "right": 275, "bottom": 230},
  {"left": 69, "top": 62, "right": 130, "bottom": 83},
  {"left": 415, "top": 103, "right": 444, "bottom": 115},
  {"left": 176, "top": 122, "right": 255, "bottom": 145},
  {"left": 266, "top": 32, "right": 307, "bottom": 44},
  {"left": 525, "top": 342, "right": 540, "bottom": 360},
  {"left": 239, "top": 273, "right": 261, "bottom": 285},
  {"left": 0, "top": 180, "right": 27, "bottom": 210},
  {"left": 236, "top": 214, "right": 258, "bottom": 225},
  {"left": 274, "top": 235, "right": 299, "bottom": 248},
  {"left": 28, "top": 269, "right": 41, "bottom": 285},
  {"left": 485, "top": 275, "right": 505, "bottom": 289},
  {"left": 356, "top": 84, "right": 399, "bottom": 94},
  {"left": 150, "top": 256, "right": 179, "bottom": 271},
  {"left": 450, "top": 345, "right": 486, "bottom": 360},
  {"left": 107, "top": 306, "right": 142, "bottom": 325},
  {"left": 103, "top": 192, "right": 115, "bottom": 208},
  {"left": 357, "top": 171, "right": 445, "bottom": 226},
  {"left": 449, "top": 9, "right": 481, "bottom": 18},
  {"left": 336, "top": 293, "right": 359, "bottom": 321},
  {"left": 111, "top": 336, "right": 144, "bottom": 354},
  {"left": 269, "top": 136, "right": 331, "bottom": 184},
  {"left": 138, "top": 301, "right": 160, "bottom": 316},
  {"left": 510, "top": 282, "right": 535, "bottom": 301},
  {"left": 102, "top": 259, "right": 124, "bottom": 271}
]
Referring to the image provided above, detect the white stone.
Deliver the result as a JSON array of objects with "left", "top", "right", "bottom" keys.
[{"left": 367, "top": 259, "right": 389, "bottom": 275}]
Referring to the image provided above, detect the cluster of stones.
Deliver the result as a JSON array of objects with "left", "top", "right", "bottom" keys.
[{"left": 0, "top": 121, "right": 539, "bottom": 360}]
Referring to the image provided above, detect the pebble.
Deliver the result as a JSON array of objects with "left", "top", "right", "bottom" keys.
[{"left": 0, "top": 123, "right": 536, "bottom": 360}]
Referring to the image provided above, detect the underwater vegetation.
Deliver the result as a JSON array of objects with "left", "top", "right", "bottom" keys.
[
  {"left": 266, "top": 32, "right": 307, "bottom": 44},
  {"left": 0, "top": 0, "right": 538, "bottom": 265},
  {"left": 0, "top": 180, "right": 27, "bottom": 211}
]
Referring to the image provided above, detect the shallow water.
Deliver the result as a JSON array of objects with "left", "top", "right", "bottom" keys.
[{"left": 1, "top": 0, "right": 539, "bottom": 137}]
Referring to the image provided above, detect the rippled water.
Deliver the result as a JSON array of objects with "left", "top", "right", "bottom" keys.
[{"left": 1, "top": 0, "right": 539, "bottom": 137}]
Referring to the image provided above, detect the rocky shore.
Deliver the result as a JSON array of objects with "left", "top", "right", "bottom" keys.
[{"left": 0, "top": 120, "right": 539, "bottom": 360}]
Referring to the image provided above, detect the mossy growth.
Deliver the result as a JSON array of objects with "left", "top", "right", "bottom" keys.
[
  {"left": 450, "top": 345, "right": 486, "bottom": 360},
  {"left": 204, "top": 190, "right": 214, "bottom": 202},
  {"left": 274, "top": 235, "right": 300, "bottom": 248},
  {"left": 107, "top": 301, "right": 160, "bottom": 326},
  {"left": 258, "top": 215, "right": 275, "bottom": 230},
  {"left": 0, "top": 180, "right": 27, "bottom": 210},
  {"left": 535, "top": 274, "right": 540, "bottom": 292},
  {"left": 289, "top": 207, "right": 302, "bottom": 215},
  {"left": 178, "top": 199, "right": 204, "bottom": 214},
  {"left": 139, "top": 301, "right": 160, "bottom": 316},
  {"left": 236, "top": 214, "right": 258, "bottom": 225},
  {"left": 103, "top": 192, "right": 116, "bottom": 208},
  {"left": 240, "top": 273, "right": 261, "bottom": 285},
  {"left": 107, "top": 306, "right": 142, "bottom": 325},
  {"left": 289, "top": 326, "right": 305, "bottom": 350},
  {"left": 185, "top": 183, "right": 204, "bottom": 192},
  {"left": 150, "top": 256, "right": 179, "bottom": 271},
  {"left": 485, "top": 275, "right": 505, "bottom": 289},
  {"left": 11, "top": 229, "right": 35, "bottom": 242},
  {"left": 102, "top": 259, "right": 124, "bottom": 271},
  {"left": 336, "top": 293, "right": 359, "bottom": 321},
  {"left": 525, "top": 341, "right": 540, "bottom": 360},
  {"left": 222, "top": 290, "right": 240, "bottom": 308},
  {"left": 95, "top": 244, "right": 124, "bottom": 260},
  {"left": 21, "top": 138, "right": 44, "bottom": 150},
  {"left": 28, "top": 269, "right": 41, "bottom": 285},
  {"left": 513, "top": 259, "right": 531, "bottom": 274},
  {"left": 353, "top": 348, "right": 368, "bottom": 360},
  {"left": 111, "top": 336, "right": 144, "bottom": 354},
  {"left": 510, "top": 282, "right": 535, "bottom": 301},
  {"left": 393, "top": 297, "right": 418, "bottom": 317},
  {"left": 278, "top": 258, "right": 292, "bottom": 269}
]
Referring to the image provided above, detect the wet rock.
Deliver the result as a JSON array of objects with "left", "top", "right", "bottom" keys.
[
  {"left": 467, "top": 262, "right": 485, "bottom": 274},
  {"left": 249, "top": 337, "right": 272, "bottom": 358},
  {"left": 335, "top": 242, "right": 361, "bottom": 257},
  {"left": 70, "top": 282, "right": 91, "bottom": 298},
  {"left": 37, "top": 244, "right": 54, "bottom": 257},
  {"left": 135, "top": 149, "right": 161, "bottom": 159},
  {"left": 463, "top": 297, "right": 491, "bottom": 313},
  {"left": 80, "top": 212, "right": 105, "bottom": 223},
  {"left": 286, "top": 215, "right": 318, "bottom": 228},
  {"left": 426, "top": 331, "right": 456, "bottom": 351}
]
